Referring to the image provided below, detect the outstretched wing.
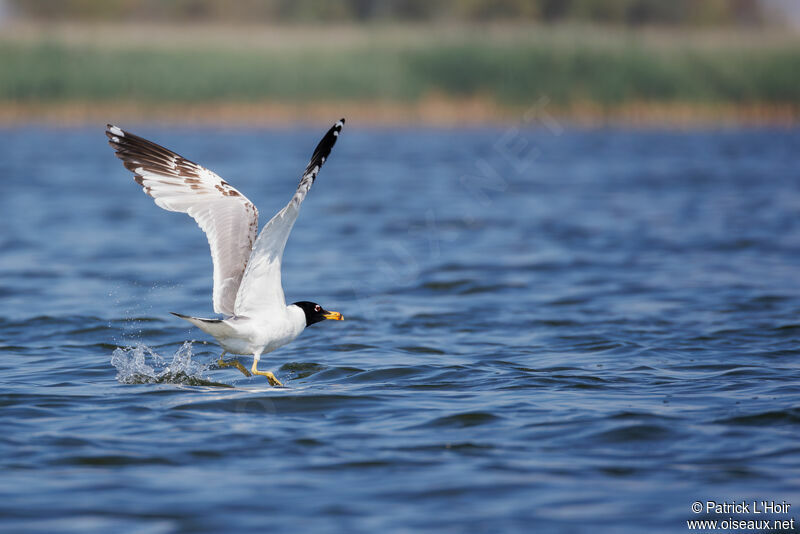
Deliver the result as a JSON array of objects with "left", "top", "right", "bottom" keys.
[
  {"left": 234, "top": 118, "right": 344, "bottom": 316},
  {"left": 106, "top": 125, "right": 258, "bottom": 316}
]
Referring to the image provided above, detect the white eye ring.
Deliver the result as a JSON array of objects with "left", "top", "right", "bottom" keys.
[{"left": 314, "top": 305, "right": 321, "bottom": 312}]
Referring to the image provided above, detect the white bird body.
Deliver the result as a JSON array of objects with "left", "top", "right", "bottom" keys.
[
  {"left": 107, "top": 120, "right": 346, "bottom": 385},
  {"left": 176, "top": 307, "right": 307, "bottom": 356}
]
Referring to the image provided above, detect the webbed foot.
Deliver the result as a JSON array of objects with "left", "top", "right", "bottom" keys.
[{"left": 250, "top": 361, "right": 283, "bottom": 386}]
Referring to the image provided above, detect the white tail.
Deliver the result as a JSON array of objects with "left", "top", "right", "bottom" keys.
[{"left": 171, "top": 312, "right": 237, "bottom": 338}]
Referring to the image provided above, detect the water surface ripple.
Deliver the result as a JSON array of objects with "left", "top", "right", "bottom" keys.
[{"left": 1, "top": 126, "right": 799, "bottom": 533}]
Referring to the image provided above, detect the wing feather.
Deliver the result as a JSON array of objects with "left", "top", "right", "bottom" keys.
[
  {"left": 106, "top": 125, "right": 258, "bottom": 316},
  {"left": 234, "top": 118, "right": 344, "bottom": 316}
]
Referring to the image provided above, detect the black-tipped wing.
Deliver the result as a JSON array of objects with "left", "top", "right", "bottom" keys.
[
  {"left": 234, "top": 119, "right": 344, "bottom": 316},
  {"left": 106, "top": 125, "right": 258, "bottom": 316}
]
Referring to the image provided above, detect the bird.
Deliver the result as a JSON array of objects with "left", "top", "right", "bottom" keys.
[{"left": 106, "top": 119, "right": 346, "bottom": 386}]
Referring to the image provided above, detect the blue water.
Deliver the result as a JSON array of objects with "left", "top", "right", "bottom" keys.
[{"left": 1, "top": 124, "right": 799, "bottom": 533}]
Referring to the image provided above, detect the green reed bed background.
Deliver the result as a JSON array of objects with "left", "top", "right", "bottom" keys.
[{"left": 1, "top": 24, "right": 799, "bottom": 113}]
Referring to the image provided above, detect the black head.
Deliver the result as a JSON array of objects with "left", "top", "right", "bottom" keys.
[{"left": 293, "top": 301, "right": 344, "bottom": 327}]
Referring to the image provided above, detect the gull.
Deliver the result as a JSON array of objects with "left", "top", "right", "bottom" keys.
[{"left": 106, "top": 119, "right": 346, "bottom": 386}]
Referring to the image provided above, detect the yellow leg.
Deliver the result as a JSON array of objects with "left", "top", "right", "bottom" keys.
[
  {"left": 251, "top": 356, "right": 282, "bottom": 386},
  {"left": 217, "top": 352, "right": 251, "bottom": 377},
  {"left": 218, "top": 358, "right": 252, "bottom": 377}
]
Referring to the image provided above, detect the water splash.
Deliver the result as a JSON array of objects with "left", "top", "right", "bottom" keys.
[{"left": 111, "top": 342, "right": 230, "bottom": 387}]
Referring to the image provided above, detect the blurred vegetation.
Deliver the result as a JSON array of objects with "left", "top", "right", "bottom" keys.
[
  {"left": 1, "top": 2, "right": 798, "bottom": 122},
  {"left": 0, "top": 26, "right": 798, "bottom": 109},
  {"left": 7, "top": 0, "right": 768, "bottom": 26}
]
